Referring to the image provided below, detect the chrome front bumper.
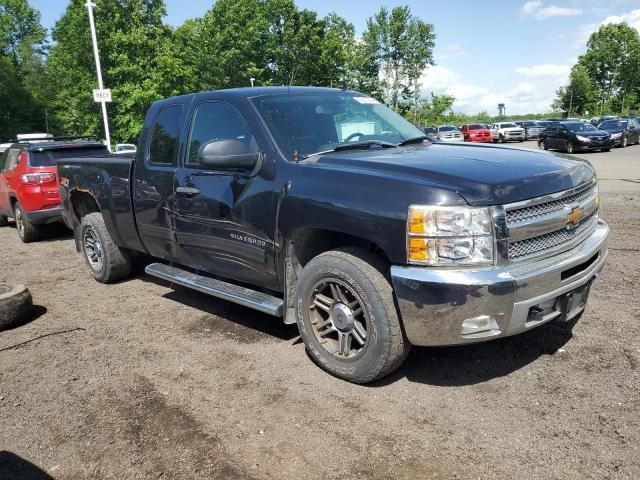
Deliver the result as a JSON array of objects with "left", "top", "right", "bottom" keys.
[{"left": 391, "top": 220, "right": 609, "bottom": 346}]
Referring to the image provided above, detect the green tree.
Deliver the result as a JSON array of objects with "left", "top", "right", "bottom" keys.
[
  {"left": 553, "top": 64, "right": 598, "bottom": 116},
  {"left": 363, "top": 6, "right": 435, "bottom": 111},
  {"left": 580, "top": 22, "right": 640, "bottom": 114},
  {"left": 0, "top": 0, "right": 45, "bottom": 66},
  {"left": 46, "top": 0, "right": 181, "bottom": 143},
  {"left": 0, "top": 55, "right": 43, "bottom": 139}
]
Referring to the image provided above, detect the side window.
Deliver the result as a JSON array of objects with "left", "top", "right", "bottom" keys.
[
  {"left": 186, "top": 102, "right": 258, "bottom": 165},
  {"left": 149, "top": 105, "right": 182, "bottom": 166},
  {"left": 3, "top": 149, "right": 20, "bottom": 171}
]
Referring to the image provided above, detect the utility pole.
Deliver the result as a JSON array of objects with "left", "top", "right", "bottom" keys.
[{"left": 85, "top": 0, "right": 111, "bottom": 151}]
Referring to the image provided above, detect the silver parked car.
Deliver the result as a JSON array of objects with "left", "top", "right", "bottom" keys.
[{"left": 434, "top": 125, "right": 463, "bottom": 142}]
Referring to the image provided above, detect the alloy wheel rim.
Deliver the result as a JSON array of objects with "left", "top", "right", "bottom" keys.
[
  {"left": 15, "top": 208, "right": 24, "bottom": 237},
  {"left": 308, "top": 278, "right": 370, "bottom": 360},
  {"left": 83, "top": 227, "right": 105, "bottom": 273}
]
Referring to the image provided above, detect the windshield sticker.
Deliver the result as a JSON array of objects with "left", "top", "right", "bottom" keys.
[{"left": 354, "top": 96, "right": 380, "bottom": 105}]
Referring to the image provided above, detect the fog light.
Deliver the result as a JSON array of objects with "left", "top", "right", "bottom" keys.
[{"left": 461, "top": 315, "right": 501, "bottom": 336}]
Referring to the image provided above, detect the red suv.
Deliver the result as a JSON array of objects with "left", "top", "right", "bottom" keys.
[
  {"left": 461, "top": 123, "right": 493, "bottom": 143},
  {"left": 0, "top": 140, "right": 108, "bottom": 242}
]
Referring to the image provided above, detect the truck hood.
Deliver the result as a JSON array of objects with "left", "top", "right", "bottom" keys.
[{"left": 306, "top": 143, "right": 596, "bottom": 206}]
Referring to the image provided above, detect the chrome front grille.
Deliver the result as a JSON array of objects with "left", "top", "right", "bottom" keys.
[
  {"left": 506, "top": 182, "right": 597, "bottom": 224},
  {"left": 508, "top": 211, "right": 598, "bottom": 259},
  {"left": 504, "top": 181, "right": 599, "bottom": 261}
]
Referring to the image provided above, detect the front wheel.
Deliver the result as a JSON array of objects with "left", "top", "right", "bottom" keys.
[
  {"left": 14, "top": 202, "right": 39, "bottom": 243},
  {"left": 499, "top": 134, "right": 506, "bottom": 143},
  {"left": 295, "top": 248, "right": 410, "bottom": 384},
  {"left": 621, "top": 136, "right": 628, "bottom": 148},
  {"left": 539, "top": 140, "right": 548, "bottom": 150},
  {"left": 565, "top": 141, "right": 575, "bottom": 154},
  {"left": 79, "top": 212, "right": 131, "bottom": 283}
]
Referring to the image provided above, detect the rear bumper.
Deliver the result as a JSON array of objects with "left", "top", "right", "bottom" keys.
[
  {"left": 391, "top": 220, "right": 609, "bottom": 346},
  {"left": 24, "top": 205, "right": 64, "bottom": 225}
]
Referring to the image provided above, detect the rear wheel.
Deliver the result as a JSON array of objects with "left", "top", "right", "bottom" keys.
[
  {"left": 295, "top": 248, "right": 410, "bottom": 384},
  {"left": 80, "top": 212, "right": 131, "bottom": 283},
  {"left": 14, "top": 202, "right": 39, "bottom": 243}
]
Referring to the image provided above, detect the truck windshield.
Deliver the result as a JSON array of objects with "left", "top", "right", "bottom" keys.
[{"left": 251, "top": 93, "right": 424, "bottom": 160}]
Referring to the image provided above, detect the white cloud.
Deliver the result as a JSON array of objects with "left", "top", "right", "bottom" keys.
[
  {"left": 436, "top": 44, "right": 468, "bottom": 61},
  {"left": 574, "top": 9, "right": 640, "bottom": 48},
  {"left": 419, "top": 66, "right": 556, "bottom": 114},
  {"left": 516, "top": 64, "right": 571, "bottom": 83},
  {"left": 521, "top": 1, "right": 583, "bottom": 20}
]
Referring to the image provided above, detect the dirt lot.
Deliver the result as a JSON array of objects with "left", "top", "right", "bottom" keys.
[{"left": 1, "top": 178, "right": 639, "bottom": 477}]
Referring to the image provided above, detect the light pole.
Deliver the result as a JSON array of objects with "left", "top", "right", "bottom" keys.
[{"left": 85, "top": 0, "right": 111, "bottom": 151}]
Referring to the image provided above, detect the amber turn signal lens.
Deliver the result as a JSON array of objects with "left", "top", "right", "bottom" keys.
[
  {"left": 408, "top": 208, "right": 426, "bottom": 234},
  {"left": 408, "top": 238, "right": 429, "bottom": 262}
]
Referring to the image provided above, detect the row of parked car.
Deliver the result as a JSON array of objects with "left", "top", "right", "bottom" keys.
[{"left": 421, "top": 115, "right": 640, "bottom": 153}]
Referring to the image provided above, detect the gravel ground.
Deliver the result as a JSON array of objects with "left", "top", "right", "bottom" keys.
[{"left": 0, "top": 192, "right": 638, "bottom": 480}]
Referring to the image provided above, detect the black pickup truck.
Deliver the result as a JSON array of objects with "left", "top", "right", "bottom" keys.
[{"left": 58, "top": 87, "right": 609, "bottom": 383}]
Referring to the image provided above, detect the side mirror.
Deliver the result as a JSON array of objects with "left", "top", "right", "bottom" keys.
[{"left": 198, "top": 139, "right": 260, "bottom": 171}]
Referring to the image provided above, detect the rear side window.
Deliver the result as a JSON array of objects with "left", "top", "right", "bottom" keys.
[
  {"left": 149, "top": 105, "right": 182, "bottom": 166},
  {"left": 29, "top": 147, "right": 109, "bottom": 167},
  {"left": 3, "top": 149, "right": 20, "bottom": 171}
]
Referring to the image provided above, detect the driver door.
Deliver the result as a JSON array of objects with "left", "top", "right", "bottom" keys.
[{"left": 173, "top": 100, "right": 277, "bottom": 288}]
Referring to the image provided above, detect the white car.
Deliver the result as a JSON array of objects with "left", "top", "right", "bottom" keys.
[
  {"left": 114, "top": 144, "right": 137, "bottom": 155},
  {"left": 434, "top": 125, "right": 463, "bottom": 142},
  {"left": 491, "top": 122, "right": 525, "bottom": 143}
]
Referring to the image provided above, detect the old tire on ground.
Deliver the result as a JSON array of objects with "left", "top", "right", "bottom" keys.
[
  {"left": 295, "top": 248, "right": 410, "bottom": 384},
  {"left": 0, "top": 215, "right": 8, "bottom": 227},
  {"left": 79, "top": 212, "right": 131, "bottom": 283},
  {"left": 0, "top": 284, "right": 33, "bottom": 330},
  {"left": 14, "top": 202, "right": 39, "bottom": 243}
]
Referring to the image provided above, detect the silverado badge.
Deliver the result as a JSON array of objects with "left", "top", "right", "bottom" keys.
[{"left": 567, "top": 207, "right": 585, "bottom": 227}]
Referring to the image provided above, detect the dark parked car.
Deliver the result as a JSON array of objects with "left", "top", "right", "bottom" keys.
[
  {"left": 538, "top": 121, "right": 614, "bottom": 153},
  {"left": 57, "top": 87, "right": 608, "bottom": 383},
  {"left": 420, "top": 126, "right": 437, "bottom": 140},
  {"left": 515, "top": 121, "right": 545, "bottom": 140},
  {"left": 596, "top": 118, "right": 640, "bottom": 148}
]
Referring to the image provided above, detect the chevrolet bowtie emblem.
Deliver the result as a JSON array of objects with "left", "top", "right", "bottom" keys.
[{"left": 567, "top": 207, "right": 585, "bottom": 226}]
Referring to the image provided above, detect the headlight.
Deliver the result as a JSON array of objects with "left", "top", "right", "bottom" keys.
[
  {"left": 407, "top": 205, "right": 494, "bottom": 266},
  {"left": 611, "top": 132, "right": 622, "bottom": 138},
  {"left": 576, "top": 135, "right": 590, "bottom": 142}
]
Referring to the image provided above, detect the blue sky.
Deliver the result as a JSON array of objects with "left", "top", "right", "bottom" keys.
[{"left": 30, "top": 0, "right": 640, "bottom": 115}]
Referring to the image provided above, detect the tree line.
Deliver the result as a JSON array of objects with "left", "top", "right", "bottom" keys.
[
  {"left": 554, "top": 22, "right": 640, "bottom": 118},
  {"left": 2, "top": 0, "right": 451, "bottom": 143}
]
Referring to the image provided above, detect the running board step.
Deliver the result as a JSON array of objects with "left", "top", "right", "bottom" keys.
[{"left": 145, "top": 263, "right": 284, "bottom": 317}]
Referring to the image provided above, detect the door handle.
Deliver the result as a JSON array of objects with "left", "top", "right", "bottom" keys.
[{"left": 176, "top": 186, "right": 200, "bottom": 197}]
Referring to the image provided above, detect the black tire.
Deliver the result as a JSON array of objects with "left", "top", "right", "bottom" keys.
[
  {"left": 499, "top": 134, "right": 506, "bottom": 143},
  {"left": 0, "top": 215, "right": 8, "bottom": 227},
  {"left": 14, "top": 202, "right": 39, "bottom": 243},
  {"left": 295, "top": 248, "right": 410, "bottom": 384},
  {"left": 79, "top": 212, "right": 131, "bottom": 283},
  {"left": 539, "top": 140, "right": 548, "bottom": 151},
  {"left": 621, "top": 136, "right": 628, "bottom": 148},
  {"left": 0, "top": 283, "right": 33, "bottom": 330},
  {"left": 566, "top": 141, "right": 575, "bottom": 154}
]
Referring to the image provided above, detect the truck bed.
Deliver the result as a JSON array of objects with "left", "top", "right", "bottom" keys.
[{"left": 57, "top": 155, "right": 145, "bottom": 253}]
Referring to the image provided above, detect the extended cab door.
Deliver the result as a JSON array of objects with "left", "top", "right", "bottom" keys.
[
  {"left": 133, "top": 100, "right": 190, "bottom": 259},
  {"left": 173, "top": 99, "right": 277, "bottom": 289}
]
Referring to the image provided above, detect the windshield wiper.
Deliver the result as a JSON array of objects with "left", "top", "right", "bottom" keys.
[
  {"left": 302, "top": 140, "right": 397, "bottom": 159},
  {"left": 397, "top": 135, "right": 430, "bottom": 146}
]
